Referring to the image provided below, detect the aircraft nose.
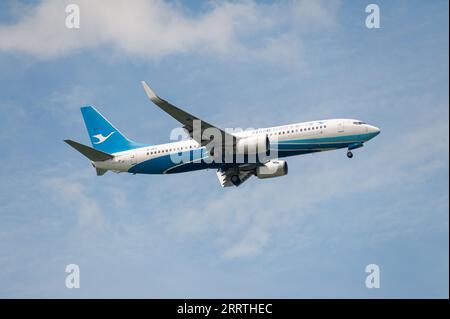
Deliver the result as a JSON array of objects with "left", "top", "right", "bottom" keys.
[{"left": 370, "top": 125, "right": 381, "bottom": 136}]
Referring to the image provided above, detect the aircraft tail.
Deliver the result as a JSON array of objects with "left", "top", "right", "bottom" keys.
[
  {"left": 80, "top": 106, "right": 144, "bottom": 154},
  {"left": 64, "top": 139, "right": 112, "bottom": 176}
]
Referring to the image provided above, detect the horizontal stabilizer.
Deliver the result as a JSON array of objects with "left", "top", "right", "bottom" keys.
[{"left": 64, "top": 139, "right": 114, "bottom": 162}]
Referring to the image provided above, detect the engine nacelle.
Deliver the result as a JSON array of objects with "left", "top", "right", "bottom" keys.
[
  {"left": 256, "top": 160, "right": 288, "bottom": 179},
  {"left": 235, "top": 134, "right": 269, "bottom": 155}
]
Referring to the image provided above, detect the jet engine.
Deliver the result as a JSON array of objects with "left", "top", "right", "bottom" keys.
[{"left": 256, "top": 160, "right": 288, "bottom": 179}]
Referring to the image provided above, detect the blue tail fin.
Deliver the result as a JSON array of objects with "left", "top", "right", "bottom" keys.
[{"left": 80, "top": 106, "right": 145, "bottom": 153}]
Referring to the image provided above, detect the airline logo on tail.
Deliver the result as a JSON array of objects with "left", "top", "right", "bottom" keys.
[{"left": 92, "top": 132, "right": 115, "bottom": 144}]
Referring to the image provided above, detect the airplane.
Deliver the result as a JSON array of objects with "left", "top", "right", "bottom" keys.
[{"left": 64, "top": 81, "right": 381, "bottom": 187}]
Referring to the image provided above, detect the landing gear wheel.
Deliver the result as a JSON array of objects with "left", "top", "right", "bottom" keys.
[
  {"left": 231, "top": 175, "right": 241, "bottom": 186},
  {"left": 347, "top": 151, "right": 353, "bottom": 158}
]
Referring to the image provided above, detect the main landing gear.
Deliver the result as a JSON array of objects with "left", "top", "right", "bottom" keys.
[
  {"left": 231, "top": 174, "right": 242, "bottom": 186},
  {"left": 347, "top": 151, "right": 353, "bottom": 158}
]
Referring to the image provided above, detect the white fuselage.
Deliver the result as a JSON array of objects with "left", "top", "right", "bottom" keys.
[{"left": 94, "top": 118, "right": 380, "bottom": 175}]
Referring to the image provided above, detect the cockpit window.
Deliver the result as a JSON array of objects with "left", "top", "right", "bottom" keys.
[{"left": 353, "top": 121, "right": 366, "bottom": 125}]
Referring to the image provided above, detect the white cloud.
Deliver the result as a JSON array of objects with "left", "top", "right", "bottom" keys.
[
  {"left": 43, "top": 170, "right": 107, "bottom": 227},
  {"left": 0, "top": 0, "right": 337, "bottom": 64},
  {"left": 38, "top": 84, "right": 101, "bottom": 129}
]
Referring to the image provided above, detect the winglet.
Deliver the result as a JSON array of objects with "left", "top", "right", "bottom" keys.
[{"left": 141, "top": 81, "right": 159, "bottom": 102}]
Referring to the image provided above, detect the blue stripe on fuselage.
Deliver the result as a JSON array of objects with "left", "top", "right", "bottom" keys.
[{"left": 128, "top": 132, "right": 378, "bottom": 174}]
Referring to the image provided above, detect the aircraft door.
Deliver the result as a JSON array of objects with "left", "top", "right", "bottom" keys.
[
  {"left": 129, "top": 154, "right": 137, "bottom": 166},
  {"left": 337, "top": 121, "right": 344, "bottom": 133}
]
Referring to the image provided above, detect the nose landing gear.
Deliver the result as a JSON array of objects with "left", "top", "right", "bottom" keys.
[{"left": 346, "top": 142, "right": 363, "bottom": 159}]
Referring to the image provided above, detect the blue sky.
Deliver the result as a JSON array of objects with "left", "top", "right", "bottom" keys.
[{"left": 0, "top": 0, "right": 448, "bottom": 298}]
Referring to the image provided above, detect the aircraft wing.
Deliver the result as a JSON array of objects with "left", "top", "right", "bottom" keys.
[{"left": 141, "top": 81, "right": 237, "bottom": 147}]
